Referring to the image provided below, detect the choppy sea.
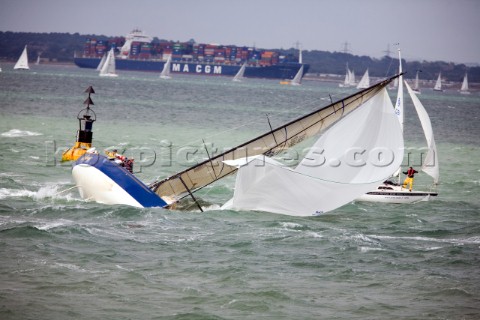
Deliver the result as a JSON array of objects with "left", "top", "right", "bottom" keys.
[{"left": 0, "top": 63, "right": 479, "bottom": 319}]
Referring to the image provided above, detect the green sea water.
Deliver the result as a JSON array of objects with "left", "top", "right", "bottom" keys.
[{"left": 0, "top": 63, "right": 479, "bottom": 319}]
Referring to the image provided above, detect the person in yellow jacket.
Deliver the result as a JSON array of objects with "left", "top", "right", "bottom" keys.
[{"left": 402, "top": 167, "right": 418, "bottom": 191}]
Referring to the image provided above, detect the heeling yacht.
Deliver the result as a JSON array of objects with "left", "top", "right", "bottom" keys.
[{"left": 357, "top": 50, "right": 439, "bottom": 204}]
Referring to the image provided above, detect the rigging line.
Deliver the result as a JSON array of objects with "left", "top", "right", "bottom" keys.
[
  {"left": 178, "top": 175, "right": 203, "bottom": 212},
  {"left": 202, "top": 139, "right": 218, "bottom": 180},
  {"left": 266, "top": 114, "right": 278, "bottom": 146},
  {"left": 53, "top": 185, "right": 79, "bottom": 196}
]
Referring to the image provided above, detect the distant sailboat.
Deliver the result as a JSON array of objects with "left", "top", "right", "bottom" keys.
[
  {"left": 412, "top": 70, "right": 421, "bottom": 94},
  {"left": 232, "top": 62, "right": 246, "bottom": 82},
  {"left": 13, "top": 45, "right": 30, "bottom": 70},
  {"left": 160, "top": 55, "right": 172, "bottom": 79},
  {"left": 35, "top": 54, "right": 41, "bottom": 65},
  {"left": 460, "top": 73, "right": 470, "bottom": 94},
  {"left": 356, "top": 69, "right": 370, "bottom": 89},
  {"left": 99, "top": 48, "right": 118, "bottom": 77},
  {"left": 339, "top": 64, "right": 356, "bottom": 87},
  {"left": 433, "top": 73, "right": 443, "bottom": 92},
  {"left": 96, "top": 54, "right": 107, "bottom": 71},
  {"left": 290, "top": 65, "right": 304, "bottom": 86},
  {"left": 280, "top": 65, "right": 304, "bottom": 85}
]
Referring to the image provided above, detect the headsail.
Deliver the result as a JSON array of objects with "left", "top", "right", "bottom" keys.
[
  {"left": 404, "top": 81, "right": 439, "bottom": 184},
  {"left": 151, "top": 75, "right": 401, "bottom": 202},
  {"left": 356, "top": 69, "right": 370, "bottom": 89}
]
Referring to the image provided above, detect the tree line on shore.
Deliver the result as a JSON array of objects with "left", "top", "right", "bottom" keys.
[{"left": 1, "top": 31, "right": 478, "bottom": 83}]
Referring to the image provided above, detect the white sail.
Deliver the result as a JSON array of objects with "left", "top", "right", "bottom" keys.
[
  {"left": 99, "top": 48, "right": 118, "bottom": 77},
  {"left": 349, "top": 70, "right": 356, "bottom": 86},
  {"left": 13, "top": 45, "right": 30, "bottom": 70},
  {"left": 160, "top": 55, "right": 172, "bottom": 79},
  {"left": 356, "top": 69, "right": 370, "bottom": 89},
  {"left": 433, "top": 73, "right": 442, "bottom": 91},
  {"left": 290, "top": 65, "right": 304, "bottom": 86},
  {"left": 96, "top": 54, "right": 107, "bottom": 71},
  {"left": 405, "top": 81, "right": 439, "bottom": 183},
  {"left": 223, "top": 87, "right": 404, "bottom": 216},
  {"left": 460, "top": 73, "right": 470, "bottom": 94},
  {"left": 339, "top": 64, "right": 352, "bottom": 87},
  {"left": 232, "top": 62, "right": 246, "bottom": 82}
]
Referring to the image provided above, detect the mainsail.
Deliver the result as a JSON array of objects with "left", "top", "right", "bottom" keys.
[
  {"left": 223, "top": 86, "right": 404, "bottom": 216},
  {"left": 434, "top": 73, "right": 442, "bottom": 91},
  {"left": 460, "top": 73, "right": 469, "bottom": 94},
  {"left": 151, "top": 75, "right": 401, "bottom": 203}
]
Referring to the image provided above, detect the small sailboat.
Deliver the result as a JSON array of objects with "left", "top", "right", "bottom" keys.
[
  {"left": 460, "top": 73, "right": 470, "bottom": 94},
  {"left": 35, "top": 53, "right": 41, "bottom": 65},
  {"left": 232, "top": 62, "right": 246, "bottom": 82},
  {"left": 13, "top": 45, "right": 30, "bottom": 70},
  {"left": 433, "top": 73, "right": 443, "bottom": 92},
  {"left": 99, "top": 48, "right": 118, "bottom": 77},
  {"left": 96, "top": 54, "right": 107, "bottom": 71},
  {"left": 357, "top": 50, "right": 438, "bottom": 204},
  {"left": 356, "top": 69, "right": 370, "bottom": 89},
  {"left": 339, "top": 64, "right": 356, "bottom": 87},
  {"left": 412, "top": 70, "right": 421, "bottom": 94},
  {"left": 159, "top": 55, "right": 172, "bottom": 79},
  {"left": 280, "top": 65, "right": 304, "bottom": 85}
]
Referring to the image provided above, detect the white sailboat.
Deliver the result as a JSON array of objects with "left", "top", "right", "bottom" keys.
[
  {"left": 460, "top": 73, "right": 470, "bottom": 94},
  {"left": 13, "top": 45, "right": 30, "bottom": 70},
  {"left": 290, "top": 65, "right": 304, "bottom": 86},
  {"left": 356, "top": 69, "right": 370, "bottom": 89},
  {"left": 99, "top": 48, "right": 118, "bottom": 77},
  {"left": 339, "top": 64, "right": 356, "bottom": 87},
  {"left": 412, "top": 70, "right": 421, "bottom": 94},
  {"left": 232, "top": 62, "right": 246, "bottom": 82},
  {"left": 96, "top": 54, "right": 107, "bottom": 71},
  {"left": 280, "top": 65, "right": 304, "bottom": 85},
  {"left": 159, "top": 55, "right": 172, "bottom": 79},
  {"left": 357, "top": 50, "right": 438, "bottom": 203},
  {"left": 433, "top": 73, "right": 443, "bottom": 92}
]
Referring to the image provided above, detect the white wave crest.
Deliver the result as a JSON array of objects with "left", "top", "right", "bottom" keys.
[{"left": 1, "top": 129, "right": 42, "bottom": 137}]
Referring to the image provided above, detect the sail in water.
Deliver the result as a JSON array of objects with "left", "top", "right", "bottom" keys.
[
  {"left": 160, "top": 55, "right": 172, "bottom": 79},
  {"left": 13, "top": 45, "right": 30, "bottom": 70},
  {"left": 222, "top": 85, "right": 403, "bottom": 216},
  {"left": 433, "top": 73, "right": 443, "bottom": 91},
  {"left": 412, "top": 70, "right": 421, "bottom": 94},
  {"left": 356, "top": 69, "right": 370, "bottom": 89},
  {"left": 150, "top": 75, "right": 401, "bottom": 207},
  {"left": 99, "top": 48, "right": 118, "bottom": 77},
  {"left": 460, "top": 73, "right": 470, "bottom": 94},
  {"left": 232, "top": 63, "right": 247, "bottom": 82},
  {"left": 96, "top": 54, "right": 107, "bottom": 71}
]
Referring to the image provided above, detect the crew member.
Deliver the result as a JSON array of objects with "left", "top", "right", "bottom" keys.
[{"left": 402, "top": 166, "right": 418, "bottom": 191}]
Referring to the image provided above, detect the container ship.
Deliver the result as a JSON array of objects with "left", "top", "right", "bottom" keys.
[{"left": 74, "top": 29, "right": 309, "bottom": 80}]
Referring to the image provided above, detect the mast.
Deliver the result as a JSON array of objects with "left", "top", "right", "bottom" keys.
[{"left": 151, "top": 74, "right": 401, "bottom": 202}]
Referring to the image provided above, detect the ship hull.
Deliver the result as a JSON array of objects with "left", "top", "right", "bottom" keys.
[
  {"left": 74, "top": 57, "right": 309, "bottom": 80},
  {"left": 72, "top": 153, "right": 168, "bottom": 208}
]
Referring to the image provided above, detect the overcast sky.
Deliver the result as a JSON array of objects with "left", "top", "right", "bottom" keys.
[{"left": 1, "top": 0, "right": 479, "bottom": 64}]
